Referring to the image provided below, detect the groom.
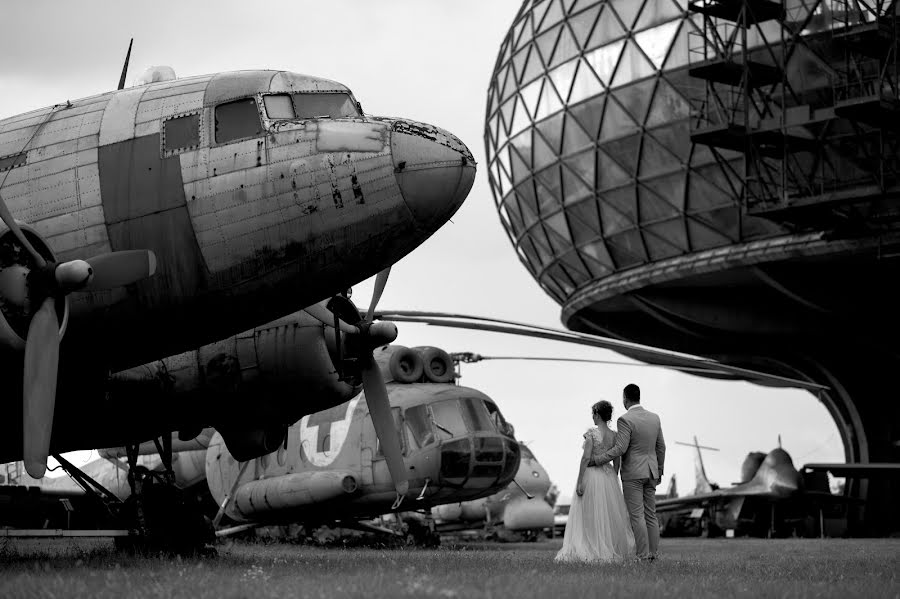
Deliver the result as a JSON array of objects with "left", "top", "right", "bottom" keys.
[{"left": 591, "top": 383, "right": 666, "bottom": 560}]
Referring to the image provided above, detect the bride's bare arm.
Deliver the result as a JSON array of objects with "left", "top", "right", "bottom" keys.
[
  {"left": 576, "top": 435, "right": 593, "bottom": 496},
  {"left": 613, "top": 455, "right": 621, "bottom": 475}
]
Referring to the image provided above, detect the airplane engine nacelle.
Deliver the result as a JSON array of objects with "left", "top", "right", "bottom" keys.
[
  {"left": 413, "top": 346, "right": 455, "bottom": 383},
  {"left": 0, "top": 224, "right": 68, "bottom": 352},
  {"left": 373, "top": 344, "right": 424, "bottom": 383},
  {"left": 502, "top": 498, "right": 554, "bottom": 531},
  {"left": 432, "top": 502, "right": 463, "bottom": 523}
]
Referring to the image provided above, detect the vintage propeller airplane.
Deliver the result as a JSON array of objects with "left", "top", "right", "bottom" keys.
[
  {"left": 430, "top": 442, "right": 555, "bottom": 541},
  {"left": 204, "top": 343, "right": 521, "bottom": 541},
  {"left": 0, "top": 51, "right": 475, "bottom": 488}
]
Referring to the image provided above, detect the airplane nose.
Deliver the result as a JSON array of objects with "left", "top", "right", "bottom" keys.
[{"left": 391, "top": 120, "right": 476, "bottom": 230}]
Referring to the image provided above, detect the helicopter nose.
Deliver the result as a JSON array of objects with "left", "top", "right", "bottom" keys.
[{"left": 391, "top": 120, "right": 476, "bottom": 231}]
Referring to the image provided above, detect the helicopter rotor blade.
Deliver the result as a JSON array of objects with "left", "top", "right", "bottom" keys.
[{"left": 371, "top": 311, "right": 827, "bottom": 392}]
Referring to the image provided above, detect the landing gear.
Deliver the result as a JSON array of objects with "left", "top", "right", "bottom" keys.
[{"left": 403, "top": 509, "right": 440, "bottom": 548}]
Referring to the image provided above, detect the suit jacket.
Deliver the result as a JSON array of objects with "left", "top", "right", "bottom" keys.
[{"left": 597, "top": 405, "right": 665, "bottom": 481}]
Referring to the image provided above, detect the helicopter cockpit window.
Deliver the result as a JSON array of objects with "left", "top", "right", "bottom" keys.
[
  {"left": 460, "top": 398, "right": 494, "bottom": 432},
  {"left": 292, "top": 92, "right": 359, "bottom": 119},
  {"left": 519, "top": 444, "right": 536, "bottom": 461},
  {"left": 404, "top": 405, "right": 435, "bottom": 449},
  {"left": 263, "top": 94, "right": 295, "bottom": 119},
  {"left": 485, "top": 401, "right": 513, "bottom": 436},
  {"left": 430, "top": 400, "right": 468, "bottom": 440},
  {"left": 214, "top": 98, "right": 263, "bottom": 144}
]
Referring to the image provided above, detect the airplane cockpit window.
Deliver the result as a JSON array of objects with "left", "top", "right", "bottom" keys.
[
  {"left": 163, "top": 113, "right": 200, "bottom": 152},
  {"left": 263, "top": 94, "right": 294, "bottom": 119},
  {"left": 404, "top": 405, "right": 435, "bottom": 449},
  {"left": 460, "top": 398, "right": 494, "bottom": 432},
  {"left": 214, "top": 98, "right": 263, "bottom": 144},
  {"left": 430, "top": 400, "right": 468, "bottom": 440},
  {"left": 293, "top": 92, "right": 359, "bottom": 119}
]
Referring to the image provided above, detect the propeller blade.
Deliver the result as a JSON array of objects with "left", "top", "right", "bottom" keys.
[
  {"left": 366, "top": 267, "right": 391, "bottom": 322},
  {"left": 305, "top": 301, "right": 359, "bottom": 334},
  {"left": 0, "top": 193, "right": 47, "bottom": 269},
  {"left": 84, "top": 250, "right": 156, "bottom": 290},
  {"left": 361, "top": 357, "right": 408, "bottom": 497},
  {"left": 23, "top": 296, "right": 60, "bottom": 479}
]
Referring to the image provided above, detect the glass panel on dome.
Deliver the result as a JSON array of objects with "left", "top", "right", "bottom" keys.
[
  {"left": 568, "top": 59, "right": 605, "bottom": 105},
  {"left": 570, "top": 213, "right": 600, "bottom": 246},
  {"left": 512, "top": 46, "right": 532, "bottom": 82},
  {"left": 508, "top": 141, "right": 532, "bottom": 184},
  {"left": 639, "top": 132, "right": 683, "bottom": 178},
  {"left": 611, "top": 40, "right": 655, "bottom": 88},
  {"left": 503, "top": 195, "right": 524, "bottom": 234},
  {"left": 598, "top": 98, "right": 638, "bottom": 142},
  {"left": 509, "top": 98, "right": 533, "bottom": 138},
  {"left": 519, "top": 191, "right": 539, "bottom": 229},
  {"left": 646, "top": 79, "right": 690, "bottom": 128},
  {"left": 601, "top": 186, "right": 637, "bottom": 229},
  {"left": 642, "top": 171, "right": 686, "bottom": 212},
  {"left": 693, "top": 206, "right": 739, "bottom": 238},
  {"left": 545, "top": 215, "right": 573, "bottom": 254},
  {"left": 610, "top": 0, "right": 643, "bottom": 29},
  {"left": 535, "top": 24, "right": 563, "bottom": 65},
  {"left": 540, "top": 0, "right": 567, "bottom": 32},
  {"left": 601, "top": 133, "right": 640, "bottom": 175},
  {"left": 500, "top": 96, "right": 517, "bottom": 135},
  {"left": 686, "top": 216, "right": 734, "bottom": 250},
  {"left": 564, "top": 0, "right": 580, "bottom": 13},
  {"left": 535, "top": 78, "right": 565, "bottom": 120},
  {"left": 687, "top": 171, "right": 735, "bottom": 212},
  {"left": 566, "top": 147, "right": 594, "bottom": 186},
  {"left": 536, "top": 111, "right": 565, "bottom": 152},
  {"left": 520, "top": 78, "right": 543, "bottom": 119},
  {"left": 649, "top": 121, "right": 690, "bottom": 163},
  {"left": 515, "top": 13, "right": 535, "bottom": 52},
  {"left": 569, "top": 95, "right": 605, "bottom": 140},
  {"left": 536, "top": 178, "right": 561, "bottom": 217},
  {"left": 546, "top": 263, "right": 576, "bottom": 294},
  {"left": 599, "top": 199, "right": 633, "bottom": 236},
  {"left": 559, "top": 251, "right": 591, "bottom": 285},
  {"left": 569, "top": 199, "right": 602, "bottom": 236},
  {"left": 552, "top": 24, "right": 580, "bottom": 68},
  {"left": 584, "top": 40, "right": 624, "bottom": 85},
  {"left": 529, "top": 227, "right": 554, "bottom": 263},
  {"left": 562, "top": 113, "right": 593, "bottom": 155},
  {"left": 582, "top": 240, "right": 615, "bottom": 270},
  {"left": 664, "top": 21, "right": 690, "bottom": 70},
  {"left": 532, "top": 0, "right": 553, "bottom": 32},
  {"left": 500, "top": 64, "right": 516, "bottom": 103},
  {"left": 548, "top": 58, "right": 579, "bottom": 103},
  {"left": 533, "top": 130, "right": 558, "bottom": 171},
  {"left": 568, "top": 3, "right": 602, "bottom": 49},
  {"left": 634, "top": 20, "right": 681, "bottom": 68},
  {"left": 520, "top": 237, "right": 540, "bottom": 269},
  {"left": 562, "top": 165, "right": 593, "bottom": 205},
  {"left": 606, "top": 230, "right": 647, "bottom": 266},
  {"left": 612, "top": 78, "right": 655, "bottom": 125},
  {"left": 522, "top": 44, "right": 547, "bottom": 84},
  {"left": 585, "top": 7, "right": 627, "bottom": 50},
  {"left": 643, "top": 220, "right": 688, "bottom": 260},
  {"left": 545, "top": 209, "right": 571, "bottom": 241},
  {"left": 635, "top": 0, "right": 683, "bottom": 32},
  {"left": 596, "top": 148, "right": 631, "bottom": 190},
  {"left": 536, "top": 164, "right": 563, "bottom": 200},
  {"left": 638, "top": 179, "right": 682, "bottom": 222}
]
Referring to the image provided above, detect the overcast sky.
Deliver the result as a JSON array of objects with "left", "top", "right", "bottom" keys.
[{"left": 1, "top": 0, "right": 843, "bottom": 501}]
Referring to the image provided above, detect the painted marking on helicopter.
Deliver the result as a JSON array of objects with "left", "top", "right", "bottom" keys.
[{"left": 299, "top": 397, "right": 360, "bottom": 466}]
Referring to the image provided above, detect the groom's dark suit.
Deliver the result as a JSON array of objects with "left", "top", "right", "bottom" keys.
[{"left": 594, "top": 404, "right": 665, "bottom": 558}]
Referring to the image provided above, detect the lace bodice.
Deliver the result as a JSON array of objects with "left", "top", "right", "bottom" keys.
[{"left": 583, "top": 427, "right": 615, "bottom": 466}]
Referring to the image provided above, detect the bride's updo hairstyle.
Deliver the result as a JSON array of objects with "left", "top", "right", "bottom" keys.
[{"left": 592, "top": 400, "right": 613, "bottom": 423}]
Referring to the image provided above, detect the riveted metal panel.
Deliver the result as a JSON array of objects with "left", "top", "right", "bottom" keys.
[
  {"left": 135, "top": 91, "right": 205, "bottom": 125},
  {"left": 98, "top": 134, "right": 186, "bottom": 223},
  {"left": 99, "top": 87, "right": 145, "bottom": 146},
  {"left": 48, "top": 223, "right": 112, "bottom": 259},
  {"left": 204, "top": 71, "right": 276, "bottom": 107},
  {"left": 269, "top": 71, "right": 350, "bottom": 94}
]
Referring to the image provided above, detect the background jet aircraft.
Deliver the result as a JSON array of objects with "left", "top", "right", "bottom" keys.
[
  {"left": 0, "top": 65, "right": 475, "bottom": 480},
  {"left": 656, "top": 440, "right": 858, "bottom": 537}
]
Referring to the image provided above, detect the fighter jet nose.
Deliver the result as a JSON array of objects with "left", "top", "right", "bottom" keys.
[{"left": 390, "top": 120, "right": 476, "bottom": 230}]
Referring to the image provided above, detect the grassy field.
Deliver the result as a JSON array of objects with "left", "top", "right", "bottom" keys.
[{"left": 0, "top": 538, "right": 898, "bottom": 599}]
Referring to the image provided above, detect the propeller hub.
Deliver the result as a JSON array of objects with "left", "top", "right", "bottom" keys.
[
  {"left": 54, "top": 260, "right": 93, "bottom": 291},
  {"left": 367, "top": 321, "right": 398, "bottom": 347}
]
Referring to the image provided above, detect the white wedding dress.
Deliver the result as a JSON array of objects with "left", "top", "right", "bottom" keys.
[{"left": 555, "top": 427, "right": 636, "bottom": 563}]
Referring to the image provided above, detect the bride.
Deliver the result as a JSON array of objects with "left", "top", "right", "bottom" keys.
[{"left": 555, "top": 400, "right": 636, "bottom": 562}]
